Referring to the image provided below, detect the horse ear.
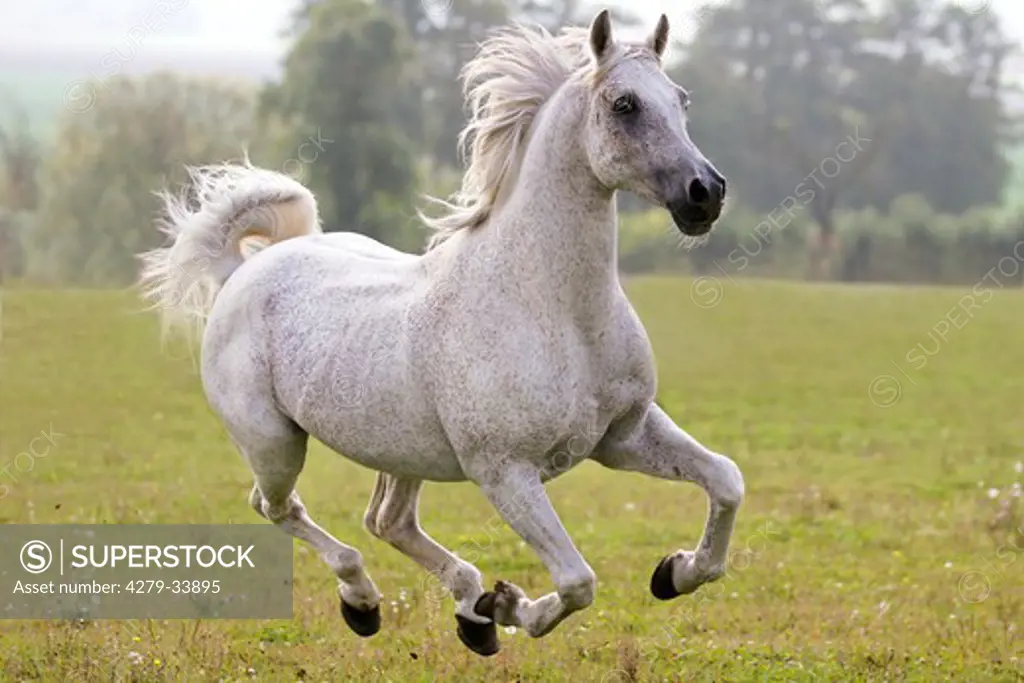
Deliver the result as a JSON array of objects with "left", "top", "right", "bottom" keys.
[
  {"left": 589, "top": 9, "right": 613, "bottom": 61},
  {"left": 647, "top": 14, "right": 670, "bottom": 59}
]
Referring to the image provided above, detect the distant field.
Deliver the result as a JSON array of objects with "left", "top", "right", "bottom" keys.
[{"left": 0, "top": 278, "right": 1021, "bottom": 681}]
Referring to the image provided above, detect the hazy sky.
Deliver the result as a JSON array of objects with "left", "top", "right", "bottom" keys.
[{"left": 3, "top": 0, "right": 1023, "bottom": 53}]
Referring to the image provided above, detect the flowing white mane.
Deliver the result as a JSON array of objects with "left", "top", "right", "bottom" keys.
[{"left": 421, "top": 23, "right": 642, "bottom": 249}]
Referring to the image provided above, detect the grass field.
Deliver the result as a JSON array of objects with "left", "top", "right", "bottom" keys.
[{"left": 0, "top": 277, "right": 1021, "bottom": 681}]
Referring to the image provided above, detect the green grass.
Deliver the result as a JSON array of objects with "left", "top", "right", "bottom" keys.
[{"left": 0, "top": 278, "right": 1021, "bottom": 681}]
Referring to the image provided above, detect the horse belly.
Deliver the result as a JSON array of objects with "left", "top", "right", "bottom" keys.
[
  {"left": 539, "top": 424, "right": 606, "bottom": 482},
  {"left": 323, "top": 438, "right": 467, "bottom": 482},
  {"left": 309, "top": 408, "right": 468, "bottom": 482}
]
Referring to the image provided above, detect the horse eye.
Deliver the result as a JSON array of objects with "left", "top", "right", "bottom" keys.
[{"left": 611, "top": 94, "right": 636, "bottom": 115}]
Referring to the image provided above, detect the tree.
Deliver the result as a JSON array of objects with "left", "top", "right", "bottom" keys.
[
  {"left": 262, "top": 0, "right": 419, "bottom": 245},
  {"left": 673, "top": 0, "right": 1017, "bottom": 278},
  {"left": 847, "top": 0, "right": 1015, "bottom": 214},
  {"left": 27, "top": 73, "right": 256, "bottom": 284},
  {"left": 676, "top": 0, "right": 878, "bottom": 276},
  {"left": 0, "top": 98, "right": 40, "bottom": 281}
]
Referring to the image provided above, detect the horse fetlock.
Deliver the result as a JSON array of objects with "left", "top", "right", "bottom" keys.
[
  {"left": 488, "top": 580, "right": 526, "bottom": 625},
  {"left": 652, "top": 550, "right": 723, "bottom": 599},
  {"left": 557, "top": 568, "right": 597, "bottom": 611},
  {"left": 449, "top": 563, "right": 485, "bottom": 602},
  {"left": 326, "top": 547, "right": 367, "bottom": 581},
  {"left": 699, "top": 560, "right": 727, "bottom": 583},
  {"left": 676, "top": 551, "right": 726, "bottom": 591}
]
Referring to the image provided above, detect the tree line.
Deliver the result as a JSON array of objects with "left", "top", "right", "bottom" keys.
[{"left": 0, "top": 0, "right": 1020, "bottom": 285}]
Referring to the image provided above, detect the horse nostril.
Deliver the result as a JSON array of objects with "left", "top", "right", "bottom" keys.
[
  {"left": 687, "top": 178, "right": 709, "bottom": 205},
  {"left": 710, "top": 167, "right": 726, "bottom": 188}
]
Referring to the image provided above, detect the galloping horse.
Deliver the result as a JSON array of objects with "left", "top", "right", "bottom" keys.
[{"left": 139, "top": 9, "right": 743, "bottom": 656}]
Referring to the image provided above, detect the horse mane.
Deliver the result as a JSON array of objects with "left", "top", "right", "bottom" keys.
[{"left": 420, "top": 23, "right": 614, "bottom": 250}]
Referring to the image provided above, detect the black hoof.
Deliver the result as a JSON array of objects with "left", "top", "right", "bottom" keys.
[
  {"left": 455, "top": 593, "right": 500, "bottom": 656},
  {"left": 650, "top": 554, "right": 681, "bottom": 601},
  {"left": 340, "top": 600, "right": 381, "bottom": 637}
]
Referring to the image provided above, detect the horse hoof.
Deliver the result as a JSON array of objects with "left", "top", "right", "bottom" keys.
[
  {"left": 650, "top": 554, "right": 681, "bottom": 600},
  {"left": 340, "top": 600, "right": 381, "bottom": 637},
  {"left": 455, "top": 592, "right": 500, "bottom": 656}
]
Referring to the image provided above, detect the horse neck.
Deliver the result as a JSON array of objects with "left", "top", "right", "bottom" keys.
[{"left": 481, "top": 84, "right": 620, "bottom": 317}]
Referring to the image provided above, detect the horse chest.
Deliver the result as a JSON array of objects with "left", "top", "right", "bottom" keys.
[
  {"left": 538, "top": 381, "right": 642, "bottom": 480},
  {"left": 538, "top": 333, "right": 655, "bottom": 473},
  {"left": 586, "top": 317, "right": 657, "bottom": 412}
]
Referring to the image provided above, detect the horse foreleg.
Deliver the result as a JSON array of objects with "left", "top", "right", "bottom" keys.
[
  {"left": 467, "top": 463, "right": 596, "bottom": 642},
  {"left": 594, "top": 402, "right": 745, "bottom": 597}
]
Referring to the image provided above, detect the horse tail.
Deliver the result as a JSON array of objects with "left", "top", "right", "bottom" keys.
[{"left": 138, "top": 159, "right": 321, "bottom": 343}]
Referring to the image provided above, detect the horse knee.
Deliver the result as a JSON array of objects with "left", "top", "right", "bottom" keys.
[
  {"left": 558, "top": 567, "right": 596, "bottom": 611},
  {"left": 713, "top": 455, "right": 745, "bottom": 511}
]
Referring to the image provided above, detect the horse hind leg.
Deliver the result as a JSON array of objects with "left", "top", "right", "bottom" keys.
[
  {"left": 238, "top": 423, "right": 383, "bottom": 637},
  {"left": 363, "top": 474, "right": 495, "bottom": 655}
]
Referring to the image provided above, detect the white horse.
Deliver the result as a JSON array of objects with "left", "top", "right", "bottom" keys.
[{"left": 138, "top": 10, "right": 743, "bottom": 656}]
